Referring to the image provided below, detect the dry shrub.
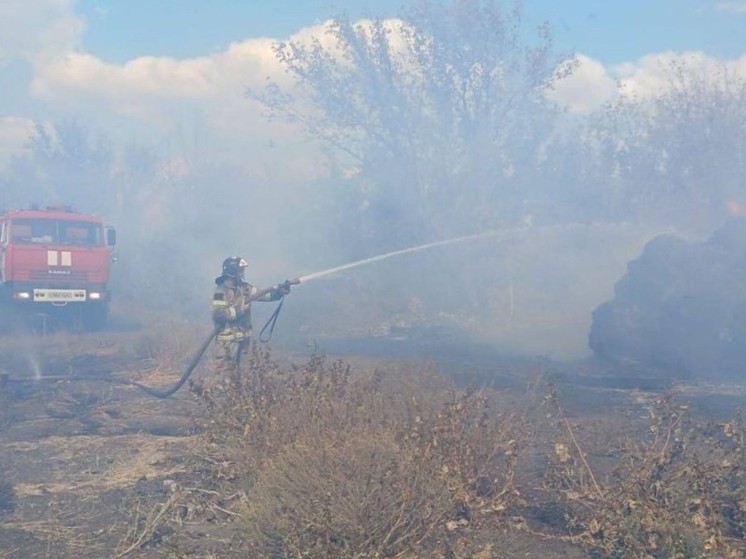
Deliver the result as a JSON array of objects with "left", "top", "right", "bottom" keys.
[
  {"left": 544, "top": 389, "right": 746, "bottom": 559},
  {"left": 191, "top": 346, "right": 526, "bottom": 557},
  {"left": 244, "top": 431, "right": 451, "bottom": 557},
  {"left": 46, "top": 388, "right": 113, "bottom": 418}
]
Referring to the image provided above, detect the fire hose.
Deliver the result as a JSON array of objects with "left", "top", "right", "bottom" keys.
[
  {"left": 129, "top": 278, "right": 300, "bottom": 398},
  {"left": 0, "top": 279, "right": 301, "bottom": 399}
]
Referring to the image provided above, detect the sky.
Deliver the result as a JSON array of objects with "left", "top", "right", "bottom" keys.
[
  {"left": 77, "top": 0, "right": 746, "bottom": 64},
  {"left": 1, "top": 0, "right": 746, "bottom": 167}
]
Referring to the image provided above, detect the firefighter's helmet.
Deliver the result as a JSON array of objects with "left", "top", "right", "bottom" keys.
[{"left": 222, "top": 256, "right": 248, "bottom": 279}]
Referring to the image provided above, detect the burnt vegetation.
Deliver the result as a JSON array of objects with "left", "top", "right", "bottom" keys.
[
  {"left": 543, "top": 388, "right": 746, "bottom": 558},
  {"left": 0, "top": 328, "right": 744, "bottom": 558},
  {"left": 0, "top": 481, "right": 16, "bottom": 516},
  {"left": 179, "top": 348, "right": 746, "bottom": 558},
  {"left": 189, "top": 347, "right": 528, "bottom": 557},
  {"left": 1, "top": 1, "right": 746, "bottom": 558}
]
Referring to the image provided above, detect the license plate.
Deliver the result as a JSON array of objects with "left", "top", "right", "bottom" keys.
[{"left": 33, "top": 289, "right": 87, "bottom": 303}]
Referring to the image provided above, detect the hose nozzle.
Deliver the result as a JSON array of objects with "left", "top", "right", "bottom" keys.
[{"left": 277, "top": 278, "right": 301, "bottom": 293}]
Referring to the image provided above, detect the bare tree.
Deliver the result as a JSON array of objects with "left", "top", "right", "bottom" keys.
[
  {"left": 0, "top": 122, "right": 114, "bottom": 214},
  {"left": 253, "top": 0, "right": 575, "bottom": 252},
  {"left": 590, "top": 60, "right": 746, "bottom": 234}
]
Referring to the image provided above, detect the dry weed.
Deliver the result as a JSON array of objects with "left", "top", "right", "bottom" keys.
[
  {"left": 191, "top": 347, "right": 528, "bottom": 557},
  {"left": 543, "top": 386, "right": 746, "bottom": 558},
  {"left": 114, "top": 491, "right": 184, "bottom": 558}
]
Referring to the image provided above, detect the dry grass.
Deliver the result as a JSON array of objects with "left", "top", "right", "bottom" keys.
[
  {"left": 114, "top": 490, "right": 185, "bottom": 558},
  {"left": 0, "top": 518, "right": 107, "bottom": 557},
  {"left": 190, "top": 346, "right": 529, "bottom": 557},
  {"left": 541, "top": 386, "right": 746, "bottom": 558},
  {"left": 131, "top": 322, "right": 208, "bottom": 374},
  {"left": 4, "top": 321, "right": 746, "bottom": 558},
  {"left": 186, "top": 349, "right": 746, "bottom": 558},
  {"left": 5, "top": 434, "right": 191, "bottom": 496}
]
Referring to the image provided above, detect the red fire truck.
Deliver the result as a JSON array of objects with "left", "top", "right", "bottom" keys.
[{"left": 0, "top": 205, "right": 117, "bottom": 331}]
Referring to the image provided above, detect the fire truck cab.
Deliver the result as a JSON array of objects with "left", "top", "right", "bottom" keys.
[{"left": 0, "top": 205, "right": 116, "bottom": 331}]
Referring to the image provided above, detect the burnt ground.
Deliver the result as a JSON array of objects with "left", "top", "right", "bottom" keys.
[{"left": 1, "top": 321, "right": 745, "bottom": 558}]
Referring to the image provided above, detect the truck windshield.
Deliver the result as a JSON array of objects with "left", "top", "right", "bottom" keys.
[{"left": 10, "top": 218, "right": 103, "bottom": 246}]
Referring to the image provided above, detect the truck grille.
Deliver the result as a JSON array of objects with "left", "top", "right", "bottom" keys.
[{"left": 29, "top": 270, "right": 88, "bottom": 282}]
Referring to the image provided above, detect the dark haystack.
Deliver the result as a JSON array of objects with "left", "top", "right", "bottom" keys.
[{"left": 589, "top": 218, "right": 746, "bottom": 377}]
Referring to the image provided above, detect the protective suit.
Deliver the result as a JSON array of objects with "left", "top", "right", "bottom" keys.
[{"left": 211, "top": 257, "right": 289, "bottom": 374}]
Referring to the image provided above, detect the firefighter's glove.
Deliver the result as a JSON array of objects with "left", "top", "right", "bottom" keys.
[{"left": 277, "top": 280, "right": 292, "bottom": 296}]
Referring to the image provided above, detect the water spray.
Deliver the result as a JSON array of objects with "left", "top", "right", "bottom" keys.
[
  {"left": 294, "top": 229, "right": 510, "bottom": 284},
  {"left": 28, "top": 353, "right": 42, "bottom": 381}
]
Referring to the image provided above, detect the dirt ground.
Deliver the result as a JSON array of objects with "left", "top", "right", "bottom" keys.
[{"left": 1, "top": 319, "right": 744, "bottom": 558}]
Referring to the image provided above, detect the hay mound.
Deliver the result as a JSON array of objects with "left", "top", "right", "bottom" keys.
[{"left": 589, "top": 218, "right": 746, "bottom": 376}]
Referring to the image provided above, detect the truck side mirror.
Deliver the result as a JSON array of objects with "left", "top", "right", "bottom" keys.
[{"left": 106, "top": 227, "right": 117, "bottom": 246}]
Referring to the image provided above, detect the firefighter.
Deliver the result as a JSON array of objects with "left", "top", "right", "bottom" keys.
[{"left": 211, "top": 256, "right": 291, "bottom": 374}]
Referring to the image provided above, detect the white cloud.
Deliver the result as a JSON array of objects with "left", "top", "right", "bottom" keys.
[
  {"left": 32, "top": 52, "right": 219, "bottom": 98},
  {"left": 549, "top": 51, "right": 746, "bottom": 113},
  {"left": 549, "top": 55, "right": 617, "bottom": 112},
  {"left": 29, "top": 20, "right": 331, "bottom": 101},
  {"left": 715, "top": 1, "right": 746, "bottom": 14},
  {"left": 0, "top": 0, "right": 84, "bottom": 66},
  {"left": 2, "top": 3, "right": 746, "bottom": 174},
  {"left": 10, "top": 20, "right": 346, "bottom": 177},
  {"left": 612, "top": 51, "right": 746, "bottom": 98},
  {"left": 29, "top": 18, "right": 412, "bottom": 103}
]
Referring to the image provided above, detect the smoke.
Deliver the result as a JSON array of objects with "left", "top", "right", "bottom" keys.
[
  {"left": 275, "top": 222, "right": 664, "bottom": 360},
  {"left": 0, "top": 2, "right": 744, "bottom": 370}
]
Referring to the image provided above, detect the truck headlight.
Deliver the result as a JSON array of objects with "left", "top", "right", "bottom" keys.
[
  {"left": 88, "top": 292, "right": 102, "bottom": 300},
  {"left": 14, "top": 291, "right": 31, "bottom": 300}
]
